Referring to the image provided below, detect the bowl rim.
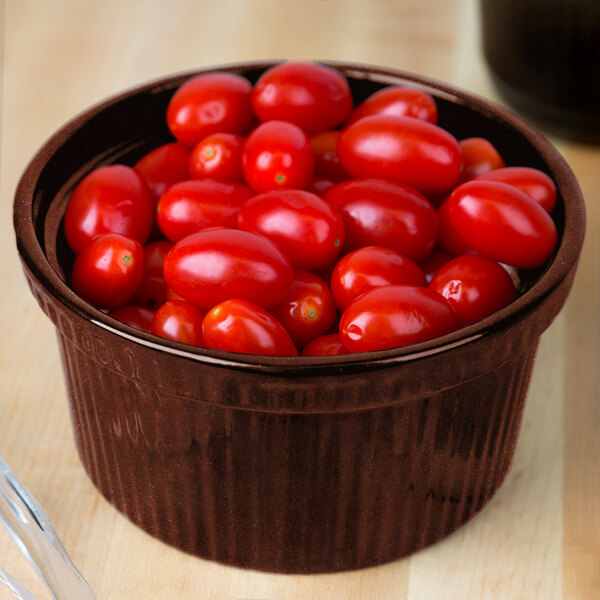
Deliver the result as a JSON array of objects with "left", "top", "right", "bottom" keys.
[{"left": 13, "top": 60, "right": 586, "bottom": 373}]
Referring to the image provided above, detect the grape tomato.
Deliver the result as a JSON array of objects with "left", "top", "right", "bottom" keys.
[
  {"left": 326, "top": 178, "right": 438, "bottom": 262},
  {"left": 269, "top": 269, "right": 338, "bottom": 350},
  {"left": 237, "top": 189, "right": 345, "bottom": 270},
  {"left": 166, "top": 72, "right": 254, "bottom": 146},
  {"left": 203, "top": 298, "right": 299, "bottom": 356},
  {"left": 150, "top": 300, "right": 206, "bottom": 346},
  {"left": 346, "top": 85, "right": 438, "bottom": 125},
  {"left": 336, "top": 115, "right": 463, "bottom": 195},
  {"left": 64, "top": 165, "right": 154, "bottom": 254},
  {"left": 429, "top": 255, "right": 516, "bottom": 326},
  {"left": 242, "top": 120, "right": 314, "bottom": 192},
  {"left": 251, "top": 61, "right": 353, "bottom": 134},
  {"left": 446, "top": 180, "right": 557, "bottom": 268},
  {"left": 157, "top": 178, "right": 254, "bottom": 242},
  {"left": 339, "top": 285, "right": 460, "bottom": 353},
  {"left": 474, "top": 166, "right": 557, "bottom": 213},
  {"left": 163, "top": 228, "right": 293, "bottom": 310}
]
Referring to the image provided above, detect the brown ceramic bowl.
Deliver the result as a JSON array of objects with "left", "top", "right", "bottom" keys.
[{"left": 14, "top": 61, "right": 585, "bottom": 574}]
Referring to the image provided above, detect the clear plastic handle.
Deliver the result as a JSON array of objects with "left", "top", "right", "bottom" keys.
[{"left": 0, "top": 456, "right": 96, "bottom": 600}]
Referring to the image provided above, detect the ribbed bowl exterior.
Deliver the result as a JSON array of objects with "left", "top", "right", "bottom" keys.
[
  {"left": 14, "top": 62, "right": 585, "bottom": 573},
  {"left": 22, "top": 255, "right": 576, "bottom": 572}
]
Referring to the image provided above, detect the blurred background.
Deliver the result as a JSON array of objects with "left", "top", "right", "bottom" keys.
[{"left": 1, "top": 1, "right": 598, "bottom": 598}]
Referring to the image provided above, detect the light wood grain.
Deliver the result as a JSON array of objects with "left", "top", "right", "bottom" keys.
[{"left": 1, "top": 1, "right": 599, "bottom": 598}]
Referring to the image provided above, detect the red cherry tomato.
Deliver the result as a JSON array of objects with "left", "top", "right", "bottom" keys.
[
  {"left": 188, "top": 133, "right": 245, "bottom": 182},
  {"left": 310, "top": 130, "right": 350, "bottom": 181},
  {"left": 202, "top": 298, "right": 298, "bottom": 356},
  {"left": 337, "top": 115, "right": 463, "bottom": 195},
  {"left": 458, "top": 137, "right": 505, "bottom": 181},
  {"left": 64, "top": 165, "right": 154, "bottom": 254},
  {"left": 330, "top": 246, "right": 427, "bottom": 311},
  {"left": 446, "top": 180, "right": 558, "bottom": 268},
  {"left": 326, "top": 178, "right": 438, "bottom": 262},
  {"left": 150, "top": 300, "right": 205, "bottom": 346},
  {"left": 156, "top": 179, "right": 254, "bottom": 242},
  {"left": 419, "top": 250, "right": 454, "bottom": 284},
  {"left": 166, "top": 72, "right": 253, "bottom": 147},
  {"left": 132, "top": 240, "right": 173, "bottom": 307},
  {"left": 242, "top": 120, "right": 314, "bottom": 192},
  {"left": 163, "top": 228, "right": 293, "bottom": 310},
  {"left": 134, "top": 142, "right": 192, "bottom": 201},
  {"left": 237, "top": 189, "right": 345, "bottom": 270},
  {"left": 339, "top": 285, "right": 460, "bottom": 352},
  {"left": 301, "top": 333, "right": 351, "bottom": 356},
  {"left": 107, "top": 305, "right": 155, "bottom": 332},
  {"left": 346, "top": 85, "right": 438, "bottom": 125},
  {"left": 70, "top": 233, "right": 144, "bottom": 309},
  {"left": 429, "top": 255, "right": 516, "bottom": 326},
  {"left": 251, "top": 61, "right": 353, "bottom": 134},
  {"left": 474, "top": 166, "right": 557, "bottom": 213},
  {"left": 269, "top": 270, "right": 338, "bottom": 349}
]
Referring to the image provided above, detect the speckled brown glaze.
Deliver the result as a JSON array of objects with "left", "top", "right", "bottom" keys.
[{"left": 13, "top": 62, "right": 585, "bottom": 573}]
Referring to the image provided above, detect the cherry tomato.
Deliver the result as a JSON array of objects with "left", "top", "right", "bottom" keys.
[
  {"left": 163, "top": 228, "right": 293, "bottom": 310},
  {"left": 156, "top": 179, "right": 254, "bottom": 242},
  {"left": 107, "top": 305, "right": 155, "bottom": 332},
  {"left": 339, "top": 284, "right": 460, "bottom": 352},
  {"left": 188, "top": 133, "right": 245, "bottom": 181},
  {"left": 326, "top": 178, "right": 438, "bottom": 261},
  {"left": 202, "top": 298, "right": 298, "bottom": 356},
  {"left": 132, "top": 240, "right": 173, "bottom": 307},
  {"left": 242, "top": 120, "right": 314, "bottom": 192},
  {"left": 269, "top": 270, "right": 338, "bottom": 349},
  {"left": 330, "top": 246, "right": 427, "bottom": 311},
  {"left": 419, "top": 250, "right": 454, "bottom": 284},
  {"left": 166, "top": 72, "right": 253, "bottom": 146},
  {"left": 237, "top": 189, "right": 345, "bottom": 270},
  {"left": 446, "top": 180, "right": 558, "bottom": 268},
  {"left": 134, "top": 142, "right": 191, "bottom": 201},
  {"left": 251, "top": 61, "right": 353, "bottom": 134},
  {"left": 337, "top": 115, "right": 463, "bottom": 195},
  {"left": 429, "top": 255, "right": 516, "bottom": 326},
  {"left": 346, "top": 85, "right": 438, "bottom": 125},
  {"left": 150, "top": 300, "right": 205, "bottom": 346},
  {"left": 458, "top": 137, "right": 505, "bottom": 181},
  {"left": 474, "top": 166, "right": 557, "bottom": 213},
  {"left": 301, "top": 333, "right": 350, "bottom": 356},
  {"left": 70, "top": 233, "right": 144, "bottom": 309},
  {"left": 64, "top": 165, "right": 154, "bottom": 254},
  {"left": 310, "top": 130, "right": 350, "bottom": 181}
]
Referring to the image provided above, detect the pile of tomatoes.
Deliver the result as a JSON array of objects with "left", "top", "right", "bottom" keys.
[{"left": 64, "top": 61, "right": 559, "bottom": 357}]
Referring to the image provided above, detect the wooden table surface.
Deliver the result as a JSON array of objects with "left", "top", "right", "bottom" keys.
[{"left": 1, "top": 0, "right": 599, "bottom": 598}]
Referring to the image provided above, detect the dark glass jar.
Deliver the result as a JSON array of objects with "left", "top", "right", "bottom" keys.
[{"left": 480, "top": 0, "right": 600, "bottom": 143}]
